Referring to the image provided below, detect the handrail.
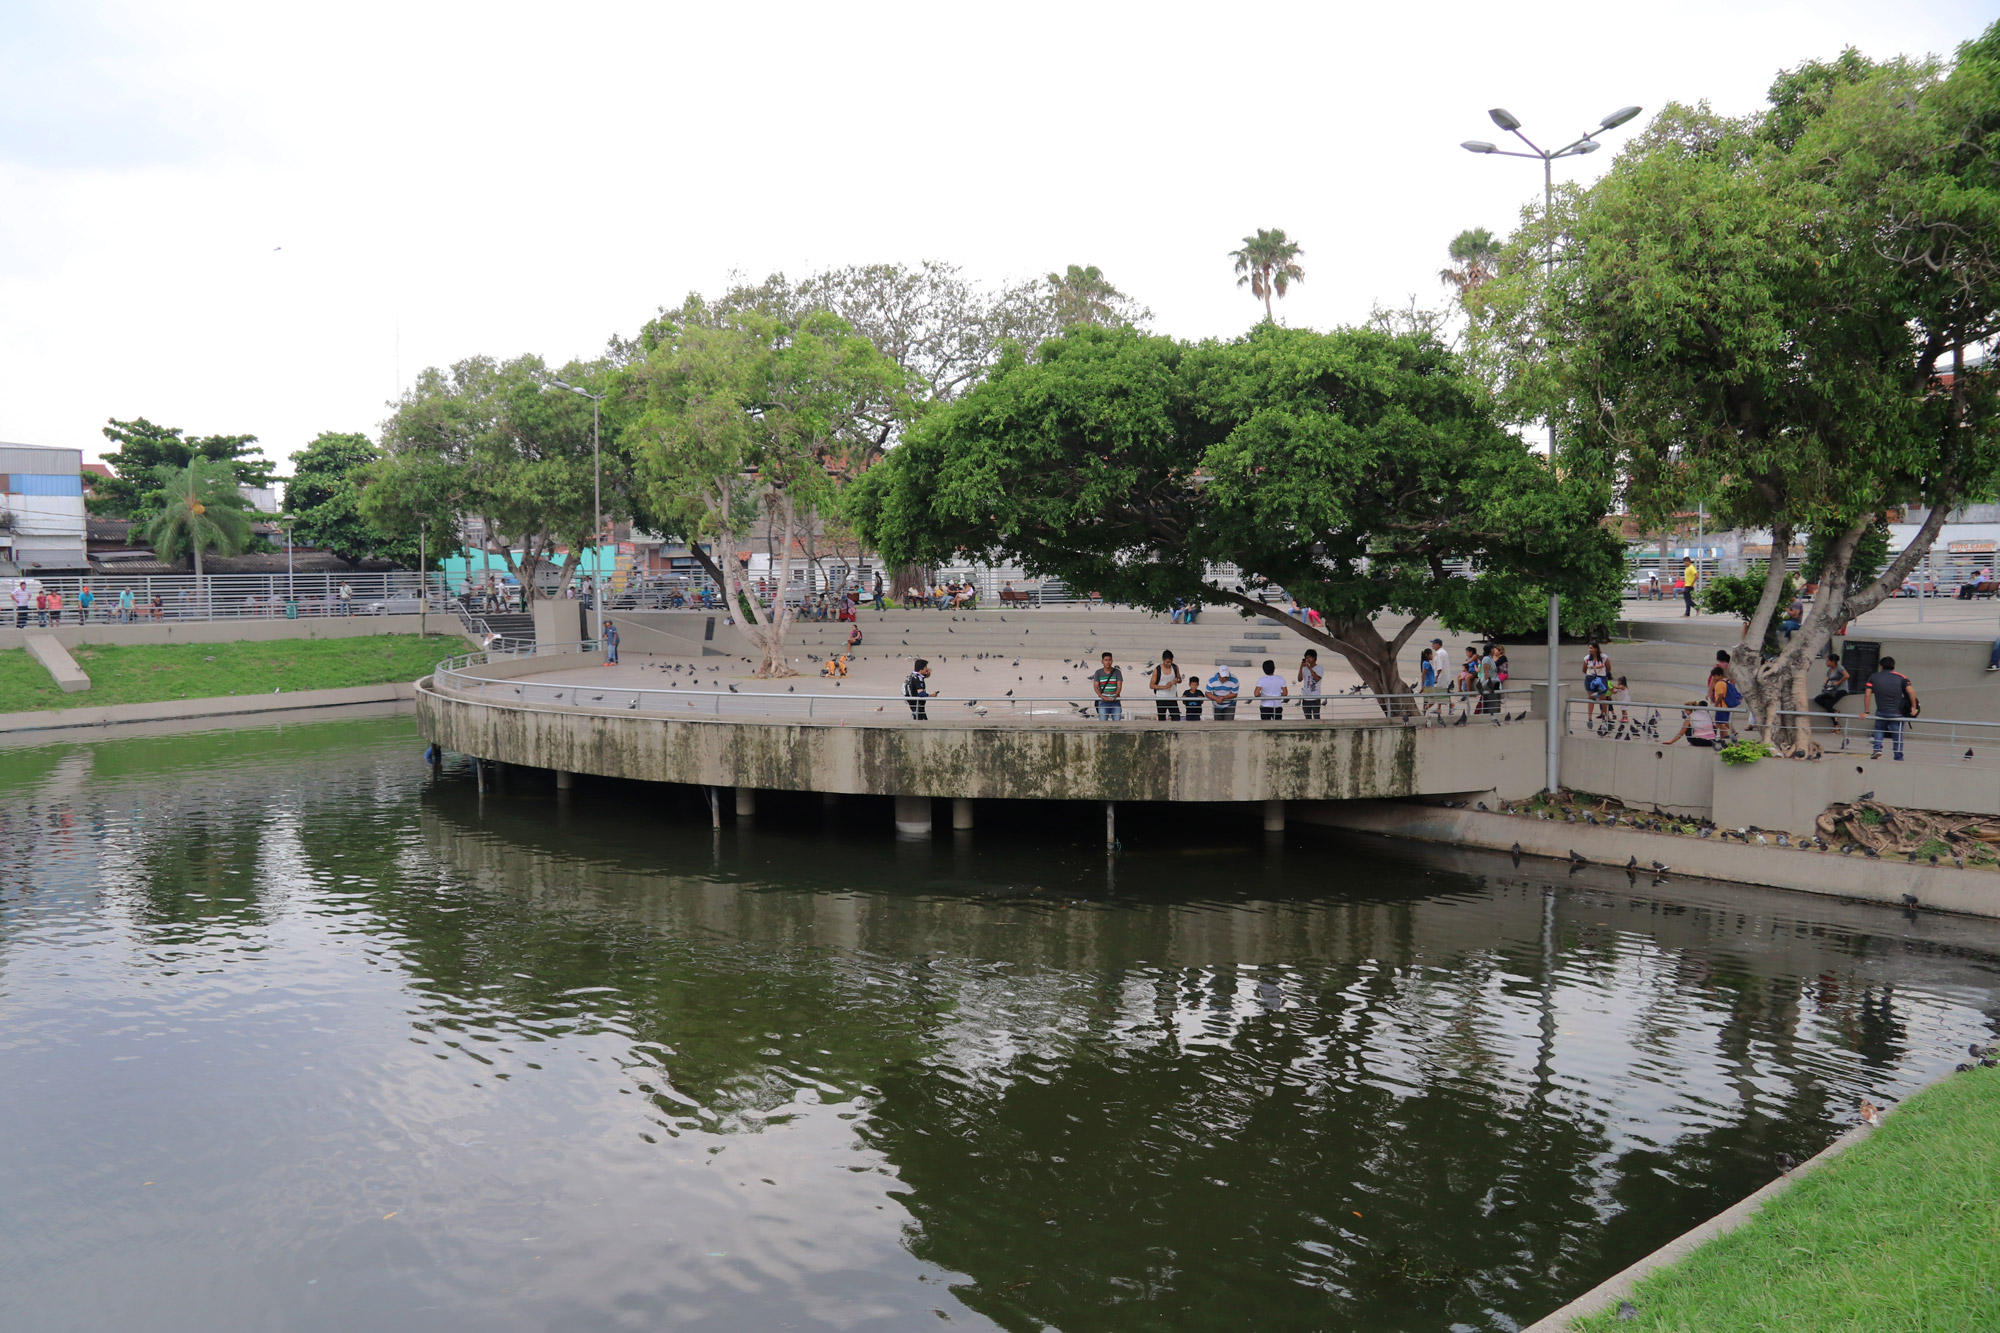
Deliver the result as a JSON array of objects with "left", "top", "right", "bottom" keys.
[
  {"left": 1564, "top": 694, "right": 2000, "bottom": 763},
  {"left": 427, "top": 650, "right": 1534, "bottom": 725}
]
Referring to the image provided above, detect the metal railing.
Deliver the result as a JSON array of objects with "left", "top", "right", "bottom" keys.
[
  {"left": 429, "top": 648, "right": 1533, "bottom": 726},
  {"left": 1563, "top": 696, "right": 2000, "bottom": 767},
  {"left": 2, "top": 570, "right": 452, "bottom": 624}
]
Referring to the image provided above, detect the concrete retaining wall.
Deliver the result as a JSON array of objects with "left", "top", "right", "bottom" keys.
[
  {"left": 417, "top": 678, "right": 1547, "bottom": 803},
  {"left": 1712, "top": 749, "right": 2000, "bottom": 832},
  {"left": 1298, "top": 800, "right": 2000, "bottom": 919},
  {"left": 1560, "top": 734, "right": 1717, "bottom": 817},
  {"left": 0, "top": 613, "right": 448, "bottom": 652},
  {"left": 0, "top": 680, "right": 418, "bottom": 735}
]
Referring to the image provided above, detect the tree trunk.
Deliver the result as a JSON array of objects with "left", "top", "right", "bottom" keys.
[
  {"left": 1211, "top": 585, "right": 1420, "bottom": 715},
  {"left": 723, "top": 491, "right": 801, "bottom": 679},
  {"left": 1735, "top": 503, "right": 1953, "bottom": 756}
]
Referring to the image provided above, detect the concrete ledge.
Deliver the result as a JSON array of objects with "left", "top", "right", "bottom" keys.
[
  {"left": 1521, "top": 1123, "right": 1875, "bottom": 1331},
  {"left": 24, "top": 634, "right": 90, "bottom": 693},
  {"left": 0, "top": 613, "right": 452, "bottom": 652},
  {"left": 1298, "top": 800, "right": 2000, "bottom": 919},
  {"left": 0, "top": 680, "right": 418, "bottom": 735}
]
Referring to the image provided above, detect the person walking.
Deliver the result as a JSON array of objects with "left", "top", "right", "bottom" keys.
[
  {"left": 1206, "top": 663, "right": 1239, "bottom": 721},
  {"left": 1253, "top": 659, "right": 1288, "bottom": 721},
  {"left": 905, "top": 658, "right": 932, "bottom": 720},
  {"left": 601, "top": 618, "right": 620, "bottom": 666},
  {"left": 1864, "top": 656, "right": 1917, "bottom": 761},
  {"left": 1091, "top": 652, "right": 1125, "bottom": 720},
  {"left": 1296, "top": 649, "right": 1324, "bottom": 719},
  {"left": 1149, "top": 651, "right": 1183, "bottom": 721},
  {"left": 1682, "top": 557, "right": 1699, "bottom": 617}
]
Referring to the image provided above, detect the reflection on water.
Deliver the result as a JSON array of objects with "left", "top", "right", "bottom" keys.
[{"left": 2, "top": 717, "right": 1997, "bottom": 1332}]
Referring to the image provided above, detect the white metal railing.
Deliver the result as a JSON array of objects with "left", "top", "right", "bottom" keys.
[
  {"left": 429, "top": 650, "right": 1533, "bottom": 726},
  {"left": 1564, "top": 695, "right": 2000, "bottom": 767},
  {"left": 2, "top": 570, "right": 452, "bottom": 624}
]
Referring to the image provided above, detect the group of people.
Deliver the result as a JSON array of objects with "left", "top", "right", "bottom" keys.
[
  {"left": 10, "top": 581, "right": 154, "bottom": 626},
  {"left": 903, "top": 581, "right": 978, "bottom": 610},
  {"left": 1416, "top": 638, "right": 1512, "bottom": 716}
]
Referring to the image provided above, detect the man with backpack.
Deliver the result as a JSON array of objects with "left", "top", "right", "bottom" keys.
[
  {"left": 1863, "top": 656, "right": 1917, "bottom": 761},
  {"left": 905, "top": 659, "right": 931, "bottom": 720}
]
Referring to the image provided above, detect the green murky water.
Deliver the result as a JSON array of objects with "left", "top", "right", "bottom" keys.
[{"left": 2, "top": 715, "right": 1996, "bottom": 1332}]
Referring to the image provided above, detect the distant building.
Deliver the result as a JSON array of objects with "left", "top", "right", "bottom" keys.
[{"left": 0, "top": 444, "right": 88, "bottom": 573}]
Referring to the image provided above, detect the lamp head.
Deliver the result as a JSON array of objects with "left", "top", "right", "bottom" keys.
[
  {"left": 1488, "top": 107, "right": 1522, "bottom": 131},
  {"left": 1574, "top": 139, "right": 1603, "bottom": 154},
  {"left": 1461, "top": 140, "right": 1499, "bottom": 154},
  {"left": 1600, "top": 106, "right": 1642, "bottom": 130}
]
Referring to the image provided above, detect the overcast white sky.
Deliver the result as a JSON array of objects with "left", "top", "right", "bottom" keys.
[{"left": 2, "top": 0, "right": 1993, "bottom": 472}]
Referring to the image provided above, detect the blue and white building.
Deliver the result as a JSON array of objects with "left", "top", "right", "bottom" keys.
[{"left": 0, "top": 444, "right": 89, "bottom": 573}]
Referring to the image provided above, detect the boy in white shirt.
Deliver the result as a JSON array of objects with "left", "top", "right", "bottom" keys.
[{"left": 1253, "top": 659, "right": 1288, "bottom": 721}]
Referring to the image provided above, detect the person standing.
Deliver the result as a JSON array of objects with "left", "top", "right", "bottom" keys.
[
  {"left": 1180, "top": 671, "right": 1206, "bottom": 721},
  {"left": 77, "top": 584, "right": 93, "bottom": 623},
  {"left": 11, "top": 579, "right": 29, "bottom": 628},
  {"left": 602, "top": 618, "right": 620, "bottom": 666},
  {"left": 1296, "top": 649, "right": 1323, "bottom": 720},
  {"left": 1253, "top": 658, "right": 1288, "bottom": 721},
  {"left": 338, "top": 580, "right": 354, "bottom": 616},
  {"left": 118, "top": 587, "right": 134, "bottom": 623},
  {"left": 1863, "top": 656, "right": 1917, "bottom": 761},
  {"left": 1814, "top": 651, "right": 1851, "bottom": 713},
  {"left": 1091, "top": 652, "right": 1124, "bottom": 720},
  {"left": 1150, "top": 651, "right": 1183, "bottom": 721},
  {"left": 46, "top": 589, "right": 62, "bottom": 626},
  {"left": 1682, "top": 558, "right": 1699, "bottom": 617},
  {"left": 1206, "top": 663, "right": 1239, "bottom": 721},
  {"left": 905, "top": 658, "right": 932, "bottom": 720},
  {"left": 1582, "top": 642, "right": 1612, "bottom": 728}
]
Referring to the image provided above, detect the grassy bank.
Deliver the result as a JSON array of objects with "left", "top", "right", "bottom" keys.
[
  {"left": 0, "top": 635, "right": 463, "bottom": 711},
  {"left": 1575, "top": 1065, "right": 2000, "bottom": 1332}
]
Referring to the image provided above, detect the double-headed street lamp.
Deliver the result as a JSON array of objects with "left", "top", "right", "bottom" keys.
[
  {"left": 1461, "top": 103, "right": 1640, "bottom": 796},
  {"left": 551, "top": 378, "right": 607, "bottom": 646}
]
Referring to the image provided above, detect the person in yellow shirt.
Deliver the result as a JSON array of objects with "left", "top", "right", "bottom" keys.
[{"left": 1682, "top": 559, "right": 1699, "bottom": 617}]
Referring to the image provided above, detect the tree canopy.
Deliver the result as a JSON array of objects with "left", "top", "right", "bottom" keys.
[
  {"left": 144, "top": 457, "right": 254, "bottom": 578},
  {"left": 368, "top": 355, "right": 612, "bottom": 602},
  {"left": 1230, "top": 229, "right": 1305, "bottom": 323},
  {"left": 618, "top": 301, "right": 907, "bottom": 676},
  {"left": 854, "top": 323, "right": 1618, "bottom": 700},
  {"left": 1471, "top": 22, "right": 2000, "bottom": 750},
  {"left": 287, "top": 432, "right": 422, "bottom": 566},
  {"left": 95, "top": 417, "right": 273, "bottom": 518}
]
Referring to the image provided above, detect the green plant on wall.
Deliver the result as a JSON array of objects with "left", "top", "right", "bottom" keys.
[{"left": 1718, "top": 736, "right": 1775, "bottom": 766}]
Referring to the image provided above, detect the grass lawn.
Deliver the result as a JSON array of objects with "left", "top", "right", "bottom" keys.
[
  {"left": 0, "top": 634, "right": 465, "bottom": 712},
  {"left": 1575, "top": 1065, "right": 2000, "bottom": 1332}
]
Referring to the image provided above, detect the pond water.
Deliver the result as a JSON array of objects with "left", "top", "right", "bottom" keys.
[{"left": 3, "top": 715, "right": 1997, "bottom": 1333}]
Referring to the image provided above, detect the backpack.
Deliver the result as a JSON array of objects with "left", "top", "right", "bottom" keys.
[{"left": 1724, "top": 680, "right": 1742, "bottom": 708}]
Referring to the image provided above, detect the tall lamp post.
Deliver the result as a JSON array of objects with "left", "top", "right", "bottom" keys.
[
  {"left": 1462, "top": 103, "right": 1641, "bottom": 795},
  {"left": 551, "top": 379, "right": 606, "bottom": 646}
]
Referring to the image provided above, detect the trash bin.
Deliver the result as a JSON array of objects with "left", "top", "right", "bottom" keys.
[{"left": 285, "top": 598, "right": 298, "bottom": 620}]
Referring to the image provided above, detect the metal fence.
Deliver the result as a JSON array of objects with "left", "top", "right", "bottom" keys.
[
  {"left": 431, "top": 647, "right": 1533, "bottom": 726},
  {"left": 3, "top": 571, "right": 452, "bottom": 623},
  {"left": 1562, "top": 695, "right": 2000, "bottom": 768}
]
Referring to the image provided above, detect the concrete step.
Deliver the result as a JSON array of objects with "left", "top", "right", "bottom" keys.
[{"left": 24, "top": 634, "right": 91, "bottom": 693}]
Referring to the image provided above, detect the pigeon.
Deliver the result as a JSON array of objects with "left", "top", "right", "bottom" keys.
[
  {"left": 1454, "top": 713, "right": 1468, "bottom": 727},
  {"left": 1510, "top": 842, "right": 1522, "bottom": 857},
  {"left": 589, "top": 694, "right": 603, "bottom": 702},
  {"left": 1858, "top": 1099, "right": 1884, "bottom": 1127},
  {"left": 1864, "top": 847, "right": 1880, "bottom": 859},
  {"left": 1859, "top": 790, "right": 1874, "bottom": 801},
  {"left": 1841, "top": 843, "right": 1856, "bottom": 855},
  {"left": 1903, "top": 893, "right": 1919, "bottom": 908},
  {"left": 1585, "top": 812, "right": 1598, "bottom": 826},
  {"left": 1955, "top": 856, "right": 1965, "bottom": 869},
  {"left": 728, "top": 684, "right": 739, "bottom": 693},
  {"left": 1966, "top": 748, "right": 1975, "bottom": 761},
  {"left": 1477, "top": 801, "right": 1488, "bottom": 812},
  {"left": 1776, "top": 834, "right": 1789, "bottom": 847},
  {"left": 1906, "top": 851, "right": 1918, "bottom": 864},
  {"left": 1652, "top": 860, "right": 1671, "bottom": 873},
  {"left": 1775, "top": 1152, "right": 1797, "bottom": 1174},
  {"left": 1005, "top": 689, "right": 1013, "bottom": 696},
  {"left": 1626, "top": 855, "right": 1640, "bottom": 870},
  {"left": 1698, "top": 827, "right": 1712, "bottom": 839},
  {"left": 1567, "top": 849, "right": 1587, "bottom": 865},
  {"left": 1616, "top": 1301, "right": 1639, "bottom": 1322}
]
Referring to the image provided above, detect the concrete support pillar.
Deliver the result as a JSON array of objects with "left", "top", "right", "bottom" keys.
[
  {"left": 1105, "top": 801, "right": 1116, "bottom": 850},
  {"left": 705, "top": 785, "right": 721, "bottom": 829},
  {"left": 474, "top": 757, "right": 486, "bottom": 794},
  {"left": 555, "top": 769, "right": 575, "bottom": 791},
  {"left": 1263, "top": 799, "right": 1286, "bottom": 833},
  {"left": 894, "top": 794, "right": 932, "bottom": 838},
  {"left": 735, "top": 787, "right": 756, "bottom": 818},
  {"left": 951, "top": 798, "right": 974, "bottom": 831}
]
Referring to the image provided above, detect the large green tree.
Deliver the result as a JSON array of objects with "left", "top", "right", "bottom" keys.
[
  {"left": 854, "top": 324, "right": 1618, "bottom": 703},
  {"left": 96, "top": 417, "right": 273, "bottom": 518},
  {"left": 369, "top": 355, "right": 611, "bottom": 603},
  {"left": 1474, "top": 25, "right": 2000, "bottom": 752},
  {"left": 286, "top": 432, "right": 421, "bottom": 566},
  {"left": 619, "top": 301, "right": 907, "bottom": 676},
  {"left": 144, "top": 457, "right": 255, "bottom": 582}
]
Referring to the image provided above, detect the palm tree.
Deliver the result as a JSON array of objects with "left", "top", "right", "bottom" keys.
[
  {"left": 145, "top": 458, "right": 253, "bottom": 605},
  {"left": 1229, "top": 228, "right": 1304, "bottom": 322},
  {"left": 1438, "top": 227, "right": 1499, "bottom": 301}
]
